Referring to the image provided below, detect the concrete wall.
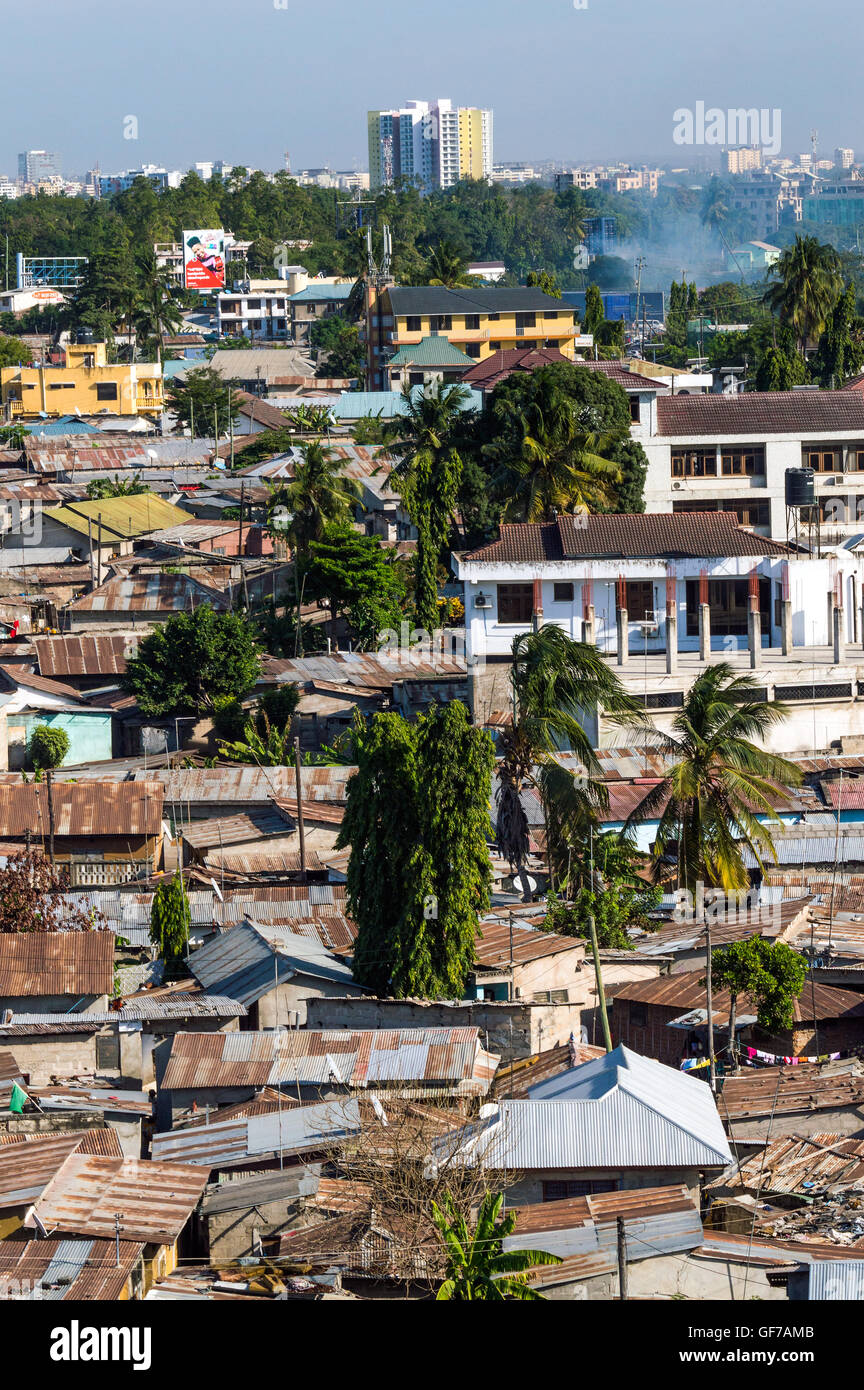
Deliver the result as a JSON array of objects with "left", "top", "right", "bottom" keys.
[
  {"left": 540, "top": 1249, "right": 785, "bottom": 1301},
  {"left": 205, "top": 1194, "right": 306, "bottom": 1263},
  {"left": 254, "top": 977, "right": 368, "bottom": 1030},
  {"left": 304, "top": 996, "right": 583, "bottom": 1062},
  {"left": 0, "top": 993, "right": 107, "bottom": 1018}
]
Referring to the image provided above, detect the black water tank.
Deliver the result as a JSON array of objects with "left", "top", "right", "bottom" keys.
[
  {"left": 75, "top": 327, "right": 96, "bottom": 345},
  {"left": 785, "top": 468, "right": 816, "bottom": 507}
]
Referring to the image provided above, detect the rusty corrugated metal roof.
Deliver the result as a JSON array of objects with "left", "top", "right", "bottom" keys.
[
  {"left": 718, "top": 1062, "right": 864, "bottom": 1119},
  {"left": 68, "top": 572, "right": 229, "bottom": 613},
  {"left": 0, "top": 932, "right": 114, "bottom": 996},
  {"left": 0, "top": 1235, "right": 144, "bottom": 1301},
  {"left": 0, "top": 780, "right": 163, "bottom": 838},
  {"left": 33, "top": 634, "right": 139, "bottom": 678},
  {"left": 161, "top": 1028, "right": 497, "bottom": 1094},
  {"left": 28, "top": 1153, "right": 208, "bottom": 1244}
]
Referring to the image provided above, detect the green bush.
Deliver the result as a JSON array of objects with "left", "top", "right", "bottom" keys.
[
  {"left": 28, "top": 724, "right": 70, "bottom": 771},
  {"left": 211, "top": 695, "right": 248, "bottom": 743}
]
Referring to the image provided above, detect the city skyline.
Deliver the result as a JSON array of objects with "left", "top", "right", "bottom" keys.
[{"left": 2, "top": 0, "right": 863, "bottom": 177}]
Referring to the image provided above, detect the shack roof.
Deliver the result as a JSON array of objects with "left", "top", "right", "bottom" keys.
[
  {"left": 0, "top": 780, "right": 163, "bottom": 839},
  {"left": 32, "top": 634, "right": 139, "bottom": 679},
  {"left": 44, "top": 494, "right": 193, "bottom": 542},
  {"left": 613, "top": 972, "right": 864, "bottom": 1027},
  {"left": 0, "top": 1235, "right": 144, "bottom": 1301},
  {"left": 151, "top": 1098, "right": 362, "bottom": 1169},
  {"left": 717, "top": 1062, "right": 864, "bottom": 1121},
  {"left": 26, "top": 1152, "right": 208, "bottom": 1244},
  {"left": 0, "top": 932, "right": 115, "bottom": 997},
  {"left": 161, "top": 1027, "right": 498, "bottom": 1095}
]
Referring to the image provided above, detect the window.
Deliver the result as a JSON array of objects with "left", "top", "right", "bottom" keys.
[
  {"left": 543, "top": 1180, "right": 617, "bottom": 1201},
  {"left": 96, "top": 1033, "right": 121, "bottom": 1070},
  {"left": 464, "top": 314, "right": 480, "bottom": 330},
  {"left": 431, "top": 315, "right": 452, "bottom": 332},
  {"left": 630, "top": 1004, "right": 647, "bottom": 1028},
  {"left": 405, "top": 316, "right": 422, "bottom": 332},
  {"left": 671, "top": 449, "right": 717, "bottom": 478},
  {"left": 488, "top": 312, "right": 500, "bottom": 321},
  {"left": 543, "top": 310, "right": 559, "bottom": 320},
  {"left": 626, "top": 581, "right": 654, "bottom": 621},
  {"left": 490, "top": 342, "right": 503, "bottom": 352},
  {"left": 497, "top": 583, "right": 534, "bottom": 624},
  {"left": 807, "top": 448, "right": 842, "bottom": 473},
  {"left": 553, "top": 582, "right": 574, "bottom": 603},
  {"left": 465, "top": 343, "right": 482, "bottom": 358},
  {"left": 96, "top": 383, "right": 118, "bottom": 401},
  {"left": 48, "top": 382, "right": 74, "bottom": 390},
  {"left": 515, "top": 312, "right": 536, "bottom": 333},
  {"left": 721, "top": 447, "right": 765, "bottom": 477},
  {"left": 629, "top": 396, "right": 641, "bottom": 422}
]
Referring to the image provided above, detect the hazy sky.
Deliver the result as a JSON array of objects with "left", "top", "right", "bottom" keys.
[{"left": 1, "top": 0, "right": 860, "bottom": 176}]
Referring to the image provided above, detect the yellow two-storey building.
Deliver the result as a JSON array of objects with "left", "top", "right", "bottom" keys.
[
  {"left": 366, "top": 286, "right": 580, "bottom": 389},
  {"left": 1, "top": 338, "right": 163, "bottom": 421}
]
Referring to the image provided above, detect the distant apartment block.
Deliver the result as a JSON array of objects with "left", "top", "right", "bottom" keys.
[
  {"left": 17, "top": 150, "right": 61, "bottom": 183},
  {"left": 836, "top": 147, "right": 856, "bottom": 169},
  {"left": 804, "top": 180, "right": 864, "bottom": 226},
  {"left": 97, "top": 166, "right": 182, "bottom": 197},
  {"left": 368, "top": 99, "right": 493, "bottom": 191},
  {"left": 723, "top": 146, "right": 763, "bottom": 174}
]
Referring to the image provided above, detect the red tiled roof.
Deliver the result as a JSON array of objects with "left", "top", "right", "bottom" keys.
[
  {"left": 580, "top": 360, "right": 663, "bottom": 392},
  {"left": 461, "top": 347, "right": 569, "bottom": 388},
  {"left": 464, "top": 511, "right": 790, "bottom": 563},
  {"left": 656, "top": 390, "right": 864, "bottom": 437}
]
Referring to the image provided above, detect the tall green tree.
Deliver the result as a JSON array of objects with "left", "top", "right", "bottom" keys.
[
  {"left": 526, "top": 269, "right": 561, "bottom": 298},
  {"left": 309, "top": 314, "right": 366, "bottom": 380},
  {"left": 814, "top": 282, "right": 864, "bottom": 387},
  {"left": 164, "top": 366, "right": 240, "bottom": 435},
  {"left": 339, "top": 702, "right": 494, "bottom": 998},
  {"left": 123, "top": 604, "right": 261, "bottom": 716},
  {"left": 149, "top": 874, "right": 190, "bottom": 964},
  {"left": 432, "top": 1192, "right": 561, "bottom": 1301},
  {"left": 303, "top": 524, "right": 407, "bottom": 650},
  {"left": 625, "top": 664, "right": 801, "bottom": 893},
  {"left": 424, "top": 240, "right": 475, "bottom": 288},
  {"left": 497, "top": 627, "right": 643, "bottom": 893},
  {"left": 764, "top": 236, "right": 843, "bottom": 351},
  {"left": 384, "top": 381, "right": 468, "bottom": 631},
  {"left": 582, "top": 284, "right": 605, "bottom": 338}
]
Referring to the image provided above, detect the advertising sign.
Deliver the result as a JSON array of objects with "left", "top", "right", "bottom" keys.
[{"left": 183, "top": 228, "right": 225, "bottom": 291}]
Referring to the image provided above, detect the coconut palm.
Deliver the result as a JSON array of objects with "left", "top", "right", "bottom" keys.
[
  {"left": 383, "top": 381, "right": 470, "bottom": 630},
  {"left": 624, "top": 663, "right": 802, "bottom": 893},
  {"left": 134, "top": 249, "right": 183, "bottom": 359},
  {"left": 267, "top": 441, "right": 361, "bottom": 655},
  {"left": 763, "top": 235, "right": 842, "bottom": 352},
  {"left": 424, "top": 240, "right": 475, "bottom": 289},
  {"left": 496, "top": 626, "right": 644, "bottom": 894},
  {"left": 432, "top": 1191, "right": 561, "bottom": 1301},
  {"left": 493, "top": 378, "right": 622, "bottom": 520}
]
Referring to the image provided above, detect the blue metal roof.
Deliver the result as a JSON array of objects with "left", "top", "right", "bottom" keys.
[
  {"left": 24, "top": 416, "right": 101, "bottom": 437},
  {"left": 288, "top": 283, "right": 353, "bottom": 302}
]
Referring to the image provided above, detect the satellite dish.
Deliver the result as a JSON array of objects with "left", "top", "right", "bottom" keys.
[{"left": 146, "top": 449, "right": 158, "bottom": 461}]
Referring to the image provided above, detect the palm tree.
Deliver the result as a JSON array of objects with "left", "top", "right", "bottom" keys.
[
  {"left": 432, "top": 1191, "right": 561, "bottom": 1301},
  {"left": 624, "top": 663, "right": 802, "bottom": 894},
  {"left": 383, "top": 381, "right": 469, "bottom": 630},
  {"left": 496, "top": 626, "right": 644, "bottom": 895},
  {"left": 134, "top": 249, "right": 183, "bottom": 359},
  {"left": 424, "top": 240, "right": 475, "bottom": 289},
  {"left": 764, "top": 235, "right": 842, "bottom": 352},
  {"left": 492, "top": 377, "right": 622, "bottom": 520},
  {"left": 267, "top": 441, "right": 361, "bottom": 655}
]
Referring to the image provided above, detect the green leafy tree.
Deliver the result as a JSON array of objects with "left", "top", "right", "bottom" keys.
[
  {"left": 526, "top": 269, "right": 561, "bottom": 298},
  {"left": 0, "top": 335, "right": 33, "bottom": 368},
  {"left": 432, "top": 1192, "right": 561, "bottom": 1301},
  {"left": 123, "top": 604, "right": 261, "bottom": 716},
  {"left": 814, "top": 283, "right": 864, "bottom": 387},
  {"left": 0, "top": 847, "right": 100, "bottom": 934},
  {"left": 309, "top": 314, "right": 366, "bottom": 380},
  {"left": 384, "top": 382, "right": 468, "bottom": 631},
  {"left": 27, "top": 724, "right": 70, "bottom": 771},
  {"left": 546, "top": 831, "right": 662, "bottom": 949},
  {"left": 764, "top": 235, "right": 843, "bottom": 351},
  {"left": 164, "top": 366, "right": 241, "bottom": 434},
  {"left": 582, "top": 284, "right": 605, "bottom": 337},
  {"left": 625, "top": 664, "right": 801, "bottom": 893},
  {"left": 149, "top": 874, "right": 190, "bottom": 964},
  {"left": 339, "top": 702, "right": 494, "bottom": 998},
  {"left": 303, "top": 524, "right": 407, "bottom": 650},
  {"left": 256, "top": 684, "right": 301, "bottom": 734},
  {"left": 711, "top": 937, "right": 807, "bottom": 1052},
  {"left": 754, "top": 338, "right": 809, "bottom": 391}
]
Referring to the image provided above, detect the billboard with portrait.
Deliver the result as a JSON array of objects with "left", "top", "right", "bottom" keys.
[{"left": 183, "top": 229, "right": 225, "bottom": 291}]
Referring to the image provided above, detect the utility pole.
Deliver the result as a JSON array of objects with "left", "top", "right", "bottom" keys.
[
  {"left": 114, "top": 1213, "right": 122, "bottom": 1267},
  {"left": 45, "top": 769, "right": 56, "bottom": 869},
  {"left": 705, "top": 913, "right": 717, "bottom": 1093},
  {"left": 617, "top": 1215, "right": 629, "bottom": 1300},
  {"left": 588, "top": 913, "right": 613, "bottom": 1052},
  {"left": 633, "top": 255, "right": 646, "bottom": 353},
  {"left": 293, "top": 736, "right": 307, "bottom": 883}
]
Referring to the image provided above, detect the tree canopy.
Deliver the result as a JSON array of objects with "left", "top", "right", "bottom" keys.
[{"left": 123, "top": 604, "right": 261, "bottom": 716}]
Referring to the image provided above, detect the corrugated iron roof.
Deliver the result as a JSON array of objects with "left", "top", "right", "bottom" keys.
[
  {"left": 161, "top": 1027, "right": 497, "bottom": 1094},
  {"left": 181, "top": 808, "right": 293, "bottom": 851},
  {"left": 713, "top": 1132, "right": 864, "bottom": 1197},
  {"left": 68, "top": 572, "right": 229, "bottom": 613},
  {"left": 718, "top": 1062, "right": 864, "bottom": 1120},
  {"left": 615, "top": 971, "right": 864, "bottom": 1026},
  {"left": 261, "top": 651, "right": 466, "bottom": 689},
  {"left": 27, "top": 1152, "right": 208, "bottom": 1244},
  {"left": 132, "top": 765, "right": 354, "bottom": 804},
  {"left": 0, "top": 1235, "right": 144, "bottom": 1301},
  {"left": 151, "top": 1098, "right": 362, "bottom": 1168},
  {"left": 0, "top": 780, "right": 163, "bottom": 839},
  {"left": 33, "top": 634, "right": 139, "bottom": 678},
  {"left": 45, "top": 495, "right": 193, "bottom": 542},
  {"left": 0, "top": 932, "right": 114, "bottom": 996},
  {"left": 475, "top": 917, "right": 583, "bottom": 969}
]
